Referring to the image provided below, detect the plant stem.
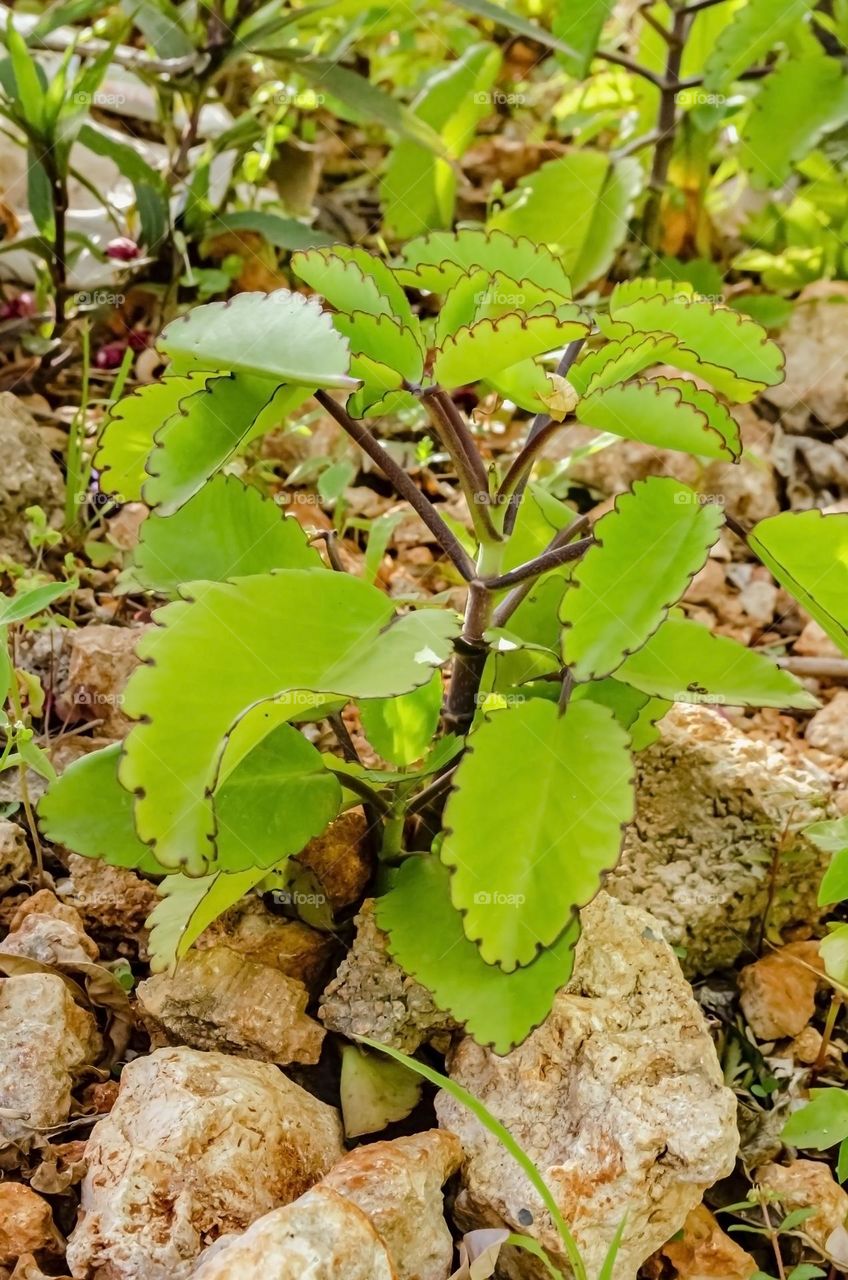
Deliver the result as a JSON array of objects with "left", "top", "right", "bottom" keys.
[
  {"left": 314, "top": 390, "right": 477, "bottom": 581},
  {"left": 421, "top": 389, "right": 501, "bottom": 545},
  {"left": 642, "top": 4, "right": 690, "bottom": 252},
  {"left": 491, "top": 513, "right": 593, "bottom": 628},
  {"left": 812, "top": 993, "right": 842, "bottom": 1076},
  {"left": 43, "top": 155, "right": 68, "bottom": 333},
  {"left": 407, "top": 763, "right": 459, "bottom": 815},
  {"left": 64, "top": 321, "right": 91, "bottom": 530},
  {"left": 484, "top": 535, "right": 593, "bottom": 593},
  {"left": 443, "top": 579, "right": 494, "bottom": 737},
  {"left": 597, "top": 48, "right": 664, "bottom": 87},
  {"left": 497, "top": 418, "right": 567, "bottom": 509}
]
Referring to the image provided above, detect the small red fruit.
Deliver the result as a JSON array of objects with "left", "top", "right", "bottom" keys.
[{"left": 105, "top": 237, "right": 140, "bottom": 262}]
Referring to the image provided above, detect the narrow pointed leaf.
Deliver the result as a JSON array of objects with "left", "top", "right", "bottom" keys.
[
  {"left": 0, "top": 578, "right": 75, "bottom": 624},
  {"left": 749, "top": 510, "right": 848, "bottom": 655},
  {"left": 376, "top": 856, "right": 580, "bottom": 1053},
  {"left": 441, "top": 698, "right": 634, "bottom": 971},
  {"left": 562, "top": 478, "right": 724, "bottom": 681}
]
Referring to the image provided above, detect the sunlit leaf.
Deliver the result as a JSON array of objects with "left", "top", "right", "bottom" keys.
[
  {"left": 749, "top": 510, "right": 848, "bottom": 655},
  {"left": 577, "top": 379, "right": 740, "bottom": 460},
  {"left": 395, "top": 229, "right": 572, "bottom": 296}
]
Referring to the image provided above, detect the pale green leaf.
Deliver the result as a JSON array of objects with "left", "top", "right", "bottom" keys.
[
  {"left": 333, "top": 312, "right": 424, "bottom": 385},
  {"left": 433, "top": 307, "right": 588, "bottom": 388},
  {"left": 822, "top": 924, "right": 848, "bottom": 987},
  {"left": 159, "top": 289, "right": 356, "bottom": 389},
  {"left": 147, "top": 868, "right": 269, "bottom": 973},
  {"left": 359, "top": 672, "right": 442, "bottom": 767},
  {"left": 749, "top": 510, "right": 848, "bottom": 655},
  {"left": 819, "top": 847, "right": 848, "bottom": 908},
  {"left": 339, "top": 1044, "right": 422, "bottom": 1138},
  {"left": 741, "top": 56, "right": 848, "bottom": 188},
  {"left": 376, "top": 855, "right": 581, "bottom": 1053},
  {"left": 441, "top": 698, "right": 633, "bottom": 970},
  {"left": 95, "top": 375, "right": 208, "bottom": 503},
  {"left": 782, "top": 1089, "right": 848, "bottom": 1151},
  {"left": 553, "top": 0, "right": 615, "bottom": 78},
  {"left": 127, "top": 474, "right": 322, "bottom": 595},
  {"left": 395, "top": 229, "right": 572, "bottom": 296},
  {"left": 0, "top": 578, "right": 75, "bottom": 624},
  {"left": 562, "top": 478, "right": 724, "bottom": 681},
  {"left": 570, "top": 333, "right": 676, "bottom": 396},
  {"left": 121, "top": 571, "right": 460, "bottom": 871},
  {"left": 578, "top": 379, "right": 740, "bottom": 460},
  {"left": 616, "top": 614, "right": 817, "bottom": 709},
  {"left": 704, "top": 0, "right": 811, "bottom": 90},
  {"left": 291, "top": 245, "right": 415, "bottom": 325}
]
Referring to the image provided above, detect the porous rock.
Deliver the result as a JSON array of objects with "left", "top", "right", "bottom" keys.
[
  {"left": 136, "top": 945, "right": 325, "bottom": 1064},
  {"left": 606, "top": 705, "right": 831, "bottom": 975},
  {"left": 0, "top": 973, "right": 101, "bottom": 1146},
  {"left": 0, "top": 395, "right": 64, "bottom": 562},
  {"left": 196, "top": 894, "right": 332, "bottom": 991},
  {"left": 296, "top": 810, "right": 372, "bottom": 911},
  {"left": 0, "top": 1182, "right": 62, "bottom": 1266},
  {"left": 319, "top": 900, "right": 455, "bottom": 1052},
  {"left": 2, "top": 891, "right": 98, "bottom": 966},
  {"left": 65, "top": 1046, "right": 344, "bottom": 1280},
  {"left": 758, "top": 1160, "right": 848, "bottom": 1263},
  {"left": 190, "top": 1186, "right": 396, "bottom": 1280},
  {"left": 65, "top": 625, "right": 147, "bottom": 738},
  {"left": 58, "top": 855, "right": 158, "bottom": 946},
  {"left": 0, "top": 821, "right": 30, "bottom": 894},
  {"left": 657, "top": 1204, "right": 756, "bottom": 1279},
  {"left": 805, "top": 691, "right": 848, "bottom": 759},
  {"left": 738, "top": 941, "right": 822, "bottom": 1041},
  {"left": 436, "top": 892, "right": 739, "bottom": 1280}
]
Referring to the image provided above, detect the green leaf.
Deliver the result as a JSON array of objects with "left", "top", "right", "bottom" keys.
[
  {"left": 608, "top": 285, "right": 785, "bottom": 401},
  {"left": 441, "top": 698, "right": 633, "bottom": 970},
  {"left": 740, "top": 56, "right": 848, "bottom": 189},
  {"left": 571, "top": 333, "right": 676, "bottom": 395},
  {"left": 120, "top": 0, "right": 193, "bottom": 58},
  {"left": 553, "top": 0, "right": 615, "bottom": 78},
  {"left": 838, "top": 1136, "right": 848, "bottom": 1184},
  {"left": 489, "top": 152, "right": 642, "bottom": 292},
  {"left": 26, "top": 153, "right": 54, "bottom": 239},
  {"left": 292, "top": 245, "right": 414, "bottom": 324},
  {"left": 572, "top": 678, "right": 669, "bottom": 749},
  {"left": 0, "top": 578, "right": 75, "bottom": 624},
  {"left": 578, "top": 379, "right": 740, "bottom": 460},
  {"left": 210, "top": 210, "right": 334, "bottom": 251},
  {"left": 376, "top": 855, "right": 581, "bottom": 1053},
  {"left": 38, "top": 743, "right": 164, "bottom": 874},
  {"left": 3, "top": 19, "right": 45, "bottom": 131},
  {"left": 359, "top": 672, "right": 442, "bottom": 767},
  {"left": 749, "top": 510, "right": 848, "bottom": 655},
  {"left": 0, "top": 626, "right": 9, "bottom": 706},
  {"left": 819, "top": 847, "right": 848, "bottom": 908},
  {"left": 821, "top": 923, "right": 848, "bottom": 987},
  {"left": 561, "top": 478, "right": 724, "bottom": 681},
  {"left": 395, "top": 229, "right": 572, "bottom": 296},
  {"left": 143, "top": 376, "right": 309, "bottom": 515},
  {"left": 77, "top": 122, "right": 168, "bottom": 246},
  {"left": 452, "top": 0, "right": 581, "bottom": 62},
  {"left": 213, "top": 723, "right": 341, "bottom": 871},
  {"left": 96, "top": 375, "right": 209, "bottom": 503},
  {"left": 333, "top": 312, "right": 424, "bottom": 385},
  {"left": 782, "top": 1089, "right": 848, "bottom": 1151},
  {"left": 616, "top": 614, "right": 817, "bottom": 709},
  {"left": 704, "top": 0, "right": 811, "bottom": 90},
  {"left": 159, "top": 289, "right": 356, "bottom": 389},
  {"left": 127, "top": 474, "right": 322, "bottom": 595},
  {"left": 339, "top": 1044, "right": 422, "bottom": 1139},
  {"left": 121, "top": 571, "right": 460, "bottom": 871},
  {"left": 433, "top": 307, "right": 588, "bottom": 388},
  {"left": 147, "top": 867, "right": 270, "bottom": 973},
  {"left": 808, "top": 816, "right": 848, "bottom": 853}
]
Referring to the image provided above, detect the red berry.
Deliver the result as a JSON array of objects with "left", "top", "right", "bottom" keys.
[
  {"left": 95, "top": 341, "right": 127, "bottom": 369},
  {"left": 105, "top": 237, "right": 140, "bottom": 262}
]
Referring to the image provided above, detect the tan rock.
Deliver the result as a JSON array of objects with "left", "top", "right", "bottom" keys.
[
  {"left": 2, "top": 892, "right": 99, "bottom": 966},
  {"left": 0, "top": 395, "right": 64, "bottom": 563},
  {"left": 738, "top": 941, "right": 822, "bottom": 1041},
  {"left": 607, "top": 705, "right": 831, "bottom": 975},
  {"left": 190, "top": 1186, "right": 396, "bottom": 1280},
  {"left": 197, "top": 895, "right": 332, "bottom": 990},
  {"left": 436, "top": 893, "right": 739, "bottom": 1280},
  {"left": 65, "top": 625, "right": 147, "bottom": 738},
  {"left": 0, "top": 974, "right": 101, "bottom": 1145},
  {"left": 659, "top": 1204, "right": 756, "bottom": 1279},
  {"left": 297, "top": 810, "right": 372, "bottom": 911},
  {"left": 322, "top": 1130, "right": 463, "bottom": 1280},
  {"left": 0, "top": 1183, "right": 62, "bottom": 1266},
  {"left": 790, "top": 1025, "right": 824, "bottom": 1065},
  {"left": 0, "top": 822, "right": 30, "bottom": 894},
  {"left": 59, "top": 855, "right": 157, "bottom": 940},
  {"left": 758, "top": 1160, "right": 848, "bottom": 1258},
  {"left": 9, "top": 891, "right": 86, "bottom": 934},
  {"left": 320, "top": 900, "right": 456, "bottom": 1053},
  {"left": 66, "top": 1046, "right": 344, "bottom": 1280},
  {"left": 805, "top": 691, "right": 848, "bottom": 758},
  {"left": 136, "top": 945, "right": 325, "bottom": 1064},
  {"left": 764, "top": 298, "right": 848, "bottom": 430},
  {"left": 795, "top": 620, "right": 841, "bottom": 659}
]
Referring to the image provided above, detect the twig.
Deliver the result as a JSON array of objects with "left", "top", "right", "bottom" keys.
[
  {"left": 642, "top": 4, "right": 689, "bottom": 250},
  {"left": 597, "top": 49, "right": 664, "bottom": 87},
  {"left": 421, "top": 389, "right": 500, "bottom": 545},
  {"left": 483, "top": 535, "right": 593, "bottom": 593},
  {"left": 777, "top": 656, "right": 848, "bottom": 682},
  {"left": 407, "top": 764, "right": 459, "bottom": 815},
  {"left": 496, "top": 418, "right": 567, "bottom": 508},
  {"left": 492, "top": 513, "right": 593, "bottom": 628}
]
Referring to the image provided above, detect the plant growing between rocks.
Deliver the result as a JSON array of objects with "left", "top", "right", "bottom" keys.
[{"left": 40, "top": 231, "right": 829, "bottom": 1054}]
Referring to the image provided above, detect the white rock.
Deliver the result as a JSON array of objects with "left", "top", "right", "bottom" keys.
[
  {"left": 0, "top": 973, "right": 101, "bottom": 1146},
  {"left": 436, "top": 893, "right": 739, "bottom": 1280},
  {"left": 0, "top": 820, "right": 30, "bottom": 893},
  {"left": 0, "top": 395, "right": 64, "bottom": 562},
  {"left": 190, "top": 1186, "right": 396, "bottom": 1280},
  {"left": 607, "top": 705, "right": 831, "bottom": 974},
  {"left": 805, "top": 691, "right": 848, "bottom": 758},
  {"left": 66, "top": 1046, "right": 344, "bottom": 1280}
]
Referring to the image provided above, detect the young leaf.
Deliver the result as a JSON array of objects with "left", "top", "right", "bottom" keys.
[
  {"left": 616, "top": 614, "right": 817, "bottom": 709},
  {"left": 561, "top": 477, "right": 724, "bottom": 681},
  {"left": 740, "top": 56, "right": 848, "bottom": 189},
  {"left": 703, "top": 0, "right": 811, "bottom": 90},
  {"left": 159, "top": 289, "right": 357, "bottom": 389},
  {"left": 433, "top": 308, "right": 588, "bottom": 388},
  {"left": 553, "top": 0, "right": 615, "bottom": 78},
  {"left": 749, "top": 510, "right": 848, "bottom": 655},
  {"left": 821, "top": 924, "right": 848, "bottom": 987},
  {"left": 395, "top": 229, "right": 572, "bottom": 296},
  {"left": 339, "top": 1044, "right": 422, "bottom": 1139},
  {"left": 376, "top": 855, "right": 581, "bottom": 1053},
  {"left": 292, "top": 246, "right": 415, "bottom": 325},
  {"left": 147, "top": 868, "right": 269, "bottom": 973},
  {"left": 0, "top": 578, "right": 75, "bottom": 624},
  {"left": 121, "top": 571, "right": 460, "bottom": 871},
  {"left": 359, "top": 672, "right": 442, "bottom": 767},
  {"left": 213, "top": 723, "right": 342, "bottom": 871},
  {"left": 577, "top": 379, "right": 740, "bottom": 460},
  {"left": 441, "top": 698, "right": 634, "bottom": 971},
  {"left": 571, "top": 333, "right": 676, "bottom": 395},
  {"left": 95, "top": 375, "right": 209, "bottom": 503},
  {"left": 782, "top": 1089, "right": 848, "bottom": 1151},
  {"left": 126, "top": 474, "right": 322, "bottom": 594},
  {"left": 819, "top": 847, "right": 848, "bottom": 908},
  {"left": 38, "top": 743, "right": 164, "bottom": 874},
  {"left": 333, "top": 313, "right": 424, "bottom": 386}
]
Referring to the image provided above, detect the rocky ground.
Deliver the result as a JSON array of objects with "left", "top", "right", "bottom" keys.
[{"left": 0, "top": 295, "right": 847, "bottom": 1279}]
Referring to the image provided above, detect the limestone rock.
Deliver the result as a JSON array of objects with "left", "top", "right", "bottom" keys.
[
  {"left": 66, "top": 1046, "right": 344, "bottom": 1280},
  {"left": 197, "top": 895, "right": 333, "bottom": 991},
  {"left": 805, "top": 691, "right": 848, "bottom": 758},
  {"left": 0, "top": 1183, "right": 62, "bottom": 1266},
  {"left": 321, "top": 1130, "right": 463, "bottom": 1280},
  {"left": 795, "top": 620, "right": 841, "bottom": 659},
  {"left": 658, "top": 1204, "right": 756, "bottom": 1279},
  {"left": 0, "top": 973, "right": 101, "bottom": 1146},
  {"left": 0, "top": 395, "right": 64, "bottom": 562},
  {"left": 2, "top": 891, "right": 98, "bottom": 966},
  {"left": 65, "top": 625, "right": 147, "bottom": 738},
  {"left": 296, "top": 810, "right": 372, "bottom": 910},
  {"left": 320, "top": 900, "right": 455, "bottom": 1052},
  {"left": 136, "top": 945, "right": 325, "bottom": 1064},
  {"left": 738, "top": 942, "right": 822, "bottom": 1040},
  {"left": 190, "top": 1186, "right": 396, "bottom": 1280},
  {"left": 58, "top": 854, "right": 158, "bottom": 942},
  {"left": 606, "top": 705, "right": 831, "bottom": 975},
  {"left": 0, "top": 821, "right": 30, "bottom": 894},
  {"left": 436, "top": 893, "right": 739, "bottom": 1280},
  {"left": 758, "top": 1160, "right": 848, "bottom": 1262}
]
